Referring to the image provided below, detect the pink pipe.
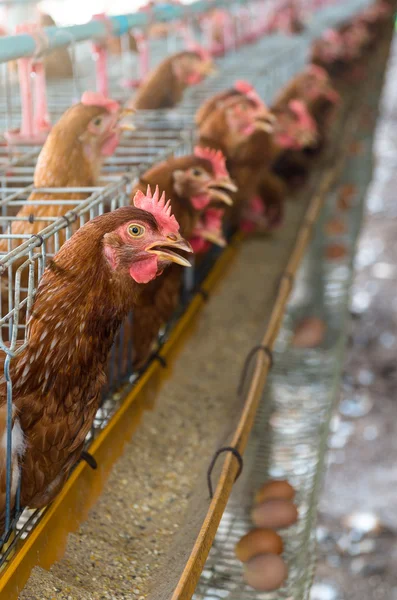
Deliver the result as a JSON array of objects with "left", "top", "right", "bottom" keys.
[
  {"left": 135, "top": 32, "right": 150, "bottom": 81},
  {"left": 33, "top": 61, "right": 51, "bottom": 131},
  {"left": 92, "top": 14, "right": 112, "bottom": 98},
  {"left": 223, "top": 16, "right": 235, "bottom": 52},
  {"left": 5, "top": 23, "right": 51, "bottom": 145},
  {"left": 18, "top": 58, "right": 34, "bottom": 138},
  {"left": 93, "top": 44, "right": 108, "bottom": 97}
]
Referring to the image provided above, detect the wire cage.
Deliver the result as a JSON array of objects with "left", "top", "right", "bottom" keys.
[{"left": 0, "top": 0, "right": 384, "bottom": 589}]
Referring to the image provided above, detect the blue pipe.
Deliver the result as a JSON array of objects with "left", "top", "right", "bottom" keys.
[{"left": 0, "top": 0, "right": 246, "bottom": 64}]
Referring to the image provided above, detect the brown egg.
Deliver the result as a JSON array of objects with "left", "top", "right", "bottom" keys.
[
  {"left": 337, "top": 184, "right": 357, "bottom": 210},
  {"left": 349, "top": 140, "right": 364, "bottom": 156},
  {"left": 326, "top": 243, "right": 348, "bottom": 260},
  {"left": 251, "top": 499, "right": 298, "bottom": 529},
  {"left": 235, "top": 529, "right": 283, "bottom": 562},
  {"left": 325, "top": 217, "right": 347, "bottom": 236},
  {"left": 243, "top": 554, "right": 288, "bottom": 591},
  {"left": 254, "top": 480, "right": 296, "bottom": 504},
  {"left": 292, "top": 317, "right": 326, "bottom": 348}
]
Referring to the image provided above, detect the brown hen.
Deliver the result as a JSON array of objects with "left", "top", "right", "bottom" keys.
[
  {"left": 38, "top": 12, "right": 74, "bottom": 79},
  {"left": 0, "top": 92, "right": 131, "bottom": 270},
  {"left": 0, "top": 194, "right": 192, "bottom": 526},
  {"left": 129, "top": 49, "right": 216, "bottom": 110},
  {"left": 273, "top": 65, "right": 340, "bottom": 151},
  {"left": 0, "top": 92, "right": 132, "bottom": 341},
  {"left": 196, "top": 81, "right": 288, "bottom": 232},
  {"left": 127, "top": 148, "right": 236, "bottom": 370}
]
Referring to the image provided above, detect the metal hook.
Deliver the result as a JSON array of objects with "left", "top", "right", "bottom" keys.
[
  {"left": 237, "top": 345, "right": 274, "bottom": 398},
  {"left": 207, "top": 446, "right": 243, "bottom": 499}
]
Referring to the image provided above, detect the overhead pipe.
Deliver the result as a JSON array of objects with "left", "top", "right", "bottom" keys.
[{"left": 0, "top": 0, "right": 249, "bottom": 64}]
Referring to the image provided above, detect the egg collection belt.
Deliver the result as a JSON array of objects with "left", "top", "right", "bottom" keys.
[{"left": 0, "top": 0, "right": 387, "bottom": 597}]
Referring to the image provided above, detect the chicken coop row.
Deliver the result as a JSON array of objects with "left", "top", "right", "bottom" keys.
[{"left": 0, "top": 0, "right": 392, "bottom": 598}]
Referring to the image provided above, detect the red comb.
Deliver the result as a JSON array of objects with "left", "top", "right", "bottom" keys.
[
  {"left": 189, "top": 44, "right": 212, "bottom": 63},
  {"left": 289, "top": 100, "right": 317, "bottom": 133},
  {"left": 81, "top": 91, "right": 120, "bottom": 114},
  {"left": 194, "top": 146, "right": 228, "bottom": 178},
  {"left": 234, "top": 80, "right": 265, "bottom": 109},
  {"left": 133, "top": 185, "right": 179, "bottom": 234},
  {"left": 234, "top": 80, "right": 254, "bottom": 94}
]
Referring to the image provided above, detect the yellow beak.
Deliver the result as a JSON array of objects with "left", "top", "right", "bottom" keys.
[{"left": 145, "top": 236, "right": 193, "bottom": 267}]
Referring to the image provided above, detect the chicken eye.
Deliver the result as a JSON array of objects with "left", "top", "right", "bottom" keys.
[
  {"left": 93, "top": 117, "right": 102, "bottom": 127},
  {"left": 128, "top": 223, "right": 145, "bottom": 238},
  {"left": 192, "top": 168, "right": 204, "bottom": 177}
]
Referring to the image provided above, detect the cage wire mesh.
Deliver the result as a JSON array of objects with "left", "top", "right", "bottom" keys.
[
  {"left": 193, "top": 56, "right": 384, "bottom": 600},
  {"left": 0, "top": 0, "right": 379, "bottom": 571}
]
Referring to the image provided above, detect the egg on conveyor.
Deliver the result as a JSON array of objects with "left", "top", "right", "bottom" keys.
[
  {"left": 243, "top": 553, "right": 288, "bottom": 591},
  {"left": 235, "top": 528, "right": 283, "bottom": 562},
  {"left": 325, "top": 217, "right": 347, "bottom": 236},
  {"left": 292, "top": 317, "right": 326, "bottom": 348},
  {"left": 326, "top": 243, "right": 348, "bottom": 260},
  {"left": 255, "top": 479, "right": 296, "bottom": 504},
  {"left": 252, "top": 498, "right": 298, "bottom": 529}
]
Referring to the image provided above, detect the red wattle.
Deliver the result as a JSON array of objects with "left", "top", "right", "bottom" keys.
[
  {"left": 191, "top": 195, "right": 211, "bottom": 210},
  {"left": 101, "top": 133, "right": 120, "bottom": 157},
  {"left": 186, "top": 72, "right": 203, "bottom": 86},
  {"left": 129, "top": 255, "right": 158, "bottom": 283}
]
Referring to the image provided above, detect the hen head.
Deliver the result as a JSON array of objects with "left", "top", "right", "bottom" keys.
[
  {"left": 103, "top": 186, "right": 193, "bottom": 284},
  {"left": 312, "top": 29, "right": 346, "bottom": 64},
  {"left": 172, "top": 49, "right": 216, "bottom": 86},
  {"left": 196, "top": 81, "right": 276, "bottom": 154},
  {"left": 273, "top": 100, "right": 318, "bottom": 150},
  {"left": 303, "top": 66, "right": 340, "bottom": 104},
  {"left": 35, "top": 91, "right": 134, "bottom": 186},
  {"left": 172, "top": 147, "right": 237, "bottom": 211},
  {"left": 342, "top": 22, "right": 371, "bottom": 58},
  {"left": 78, "top": 91, "right": 134, "bottom": 160}
]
